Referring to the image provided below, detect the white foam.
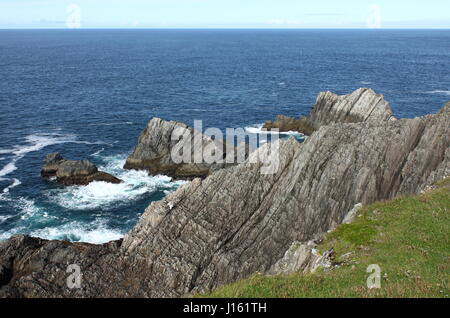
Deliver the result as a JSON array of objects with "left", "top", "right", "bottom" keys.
[
  {"left": 0, "top": 132, "right": 106, "bottom": 191},
  {"left": 0, "top": 160, "right": 18, "bottom": 177},
  {"left": 0, "top": 215, "right": 12, "bottom": 224},
  {"left": 2, "top": 178, "right": 22, "bottom": 194},
  {"left": 425, "top": 90, "right": 450, "bottom": 96},
  {"left": 361, "top": 81, "right": 372, "bottom": 85},
  {"left": 91, "top": 148, "right": 105, "bottom": 157},
  {"left": 0, "top": 219, "right": 123, "bottom": 244},
  {"left": 29, "top": 221, "right": 124, "bottom": 244},
  {"left": 48, "top": 154, "right": 186, "bottom": 210},
  {"left": 245, "top": 124, "right": 305, "bottom": 138}
]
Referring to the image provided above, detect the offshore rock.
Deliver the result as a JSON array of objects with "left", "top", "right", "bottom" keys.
[
  {"left": 264, "top": 88, "right": 396, "bottom": 135},
  {"left": 41, "top": 153, "right": 122, "bottom": 186},
  {"left": 1, "top": 96, "right": 448, "bottom": 298},
  {"left": 124, "top": 118, "right": 247, "bottom": 179}
]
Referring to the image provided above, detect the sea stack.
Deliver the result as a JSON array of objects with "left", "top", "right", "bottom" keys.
[{"left": 41, "top": 153, "right": 122, "bottom": 186}]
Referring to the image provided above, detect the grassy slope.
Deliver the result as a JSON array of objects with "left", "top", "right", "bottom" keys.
[{"left": 202, "top": 178, "right": 450, "bottom": 298}]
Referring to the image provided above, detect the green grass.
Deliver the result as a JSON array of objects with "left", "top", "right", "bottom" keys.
[{"left": 200, "top": 178, "right": 450, "bottom": 298}]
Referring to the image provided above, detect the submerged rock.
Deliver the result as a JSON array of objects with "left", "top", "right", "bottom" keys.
[
  {"left": 1, "top": 92, "right": 448, "bottom": 298},
  {"left": 41, "top": 153, "right": 122, "bottom": 186},
  {"left": 264, "top": 88, "right": 396, "bottom": 135}
]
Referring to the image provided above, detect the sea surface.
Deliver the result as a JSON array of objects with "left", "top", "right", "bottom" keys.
[{"left": 0, "top": 29, "right": 449, "bottom": 243}]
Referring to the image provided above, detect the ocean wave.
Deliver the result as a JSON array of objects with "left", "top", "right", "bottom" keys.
[
  {"left": 0, "top": 219, "right": 123, "bottom": 244},
  {"left": 0, "top": 132, "right": 107, "bottom": 190},
  {"left": 0, "top": 160, "right": 18, "bottom": 178},
  {"left": 2, "top": 178, "right": 22, "bottom": 194},
  {"left": 425, "top": 90, "right": 450, "bottom": 96},
  {"left": 0, "top": 215, "right": 12, "bottom": 225},
  {"left": 47, "top": 154, "right": 186, "bottom": 210},
  {"left": 90, "top": 148, "right": 105, "bottom": 157},
  {"left": 29, "top": 221, "right": 124, "bottom": 244},
  {"left": 88, "top": 122, "right": 134, "bottom": 127}
]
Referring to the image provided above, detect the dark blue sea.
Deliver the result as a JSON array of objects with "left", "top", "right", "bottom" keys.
[{"left": 1, "top": 29, "right": 449, "bottom": 243}]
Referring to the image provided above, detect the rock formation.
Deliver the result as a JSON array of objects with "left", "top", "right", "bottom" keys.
[
  {"left": 263, "top": 88, "right": 396, "bottom": 135},
  {"left": 263, "top": 115, "right": 316, "bottom": 135},
  {"left": 1, "top": 90, "right": 448, "bottom": 298},
  {"left": 41, "top": 153, "right": 122, "bottom": 186},
  {"left": 123, "top": 118, "right": 247, "bottom": 179}
]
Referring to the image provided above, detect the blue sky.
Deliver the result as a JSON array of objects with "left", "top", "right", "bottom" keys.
[{"left": 0, "top": 0, "right": 449, "bottom": 29}]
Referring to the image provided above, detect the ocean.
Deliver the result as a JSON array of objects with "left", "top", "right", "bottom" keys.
[{"left": 0, "top": 29, "right": 449, "bottom": 244}]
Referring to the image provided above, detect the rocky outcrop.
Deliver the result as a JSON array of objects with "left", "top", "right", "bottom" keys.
[
  {"left": 263, "top": 115, "right": 315, "bottom": 135},
  {"left": 1, "top": 92, "right": 448, "bottom": 298},
  {"left": 263, "top": 88, "right": 396, "bottom": 135},
  {"left": 268, "top": 241, "right": 334, "bottom": 275},
  {"left": 41, "top": 153, "right": 122, "bottom": 186},
  {"left": 123, "top": 118, "right": 246, "bottom": 179}
]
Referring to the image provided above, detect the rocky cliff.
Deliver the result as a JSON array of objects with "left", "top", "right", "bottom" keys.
[
  {"left": 264, "top": 88, "right": 396, "bottom": 135},
  {"left": 1, "top": 90, "right": 448, "bottom": 298}
]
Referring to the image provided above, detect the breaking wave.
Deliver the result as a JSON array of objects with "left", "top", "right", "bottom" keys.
[
  {"left": 29, "top": 220, "right": 124, "bottom": 244},
  {"left": 46, "top": 154, "right": 186, "bottom": 210},
  {"left": 0, "top": 132, "right": 106, "bottom": 193},
  {"left": 425, "top": 90, "right": 450, "bottom": 96}
]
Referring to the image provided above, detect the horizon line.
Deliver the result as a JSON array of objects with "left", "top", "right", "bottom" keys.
[{"left": 1, "top": 27, "right": 450, "bottom": 30}]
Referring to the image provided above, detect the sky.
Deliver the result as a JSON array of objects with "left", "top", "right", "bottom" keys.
[{"left": 0, "top": 0, "right": 449, "bottom": 29}]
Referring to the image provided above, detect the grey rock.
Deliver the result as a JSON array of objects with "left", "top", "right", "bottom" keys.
[
  {"left": 121, "top": 101, "right": 448, "bottom": 296},
  {"left": 41, "top": 152, "right": 65, "bottom": 177},
  {"left": 309, "top": 88, "right": 396, "bottom": 128},
  {"left": 268, "top": 241, "right": 334, "bottom": 275},
  {"left": 264, "top": 88, "right": 396, "bottom": 135},
  {"left": 123, "top": 117, "right": 246, "bottom": 179},
  {"left": 1, "top": 91, "right": 448, "bottom": 298},
  {"left": 263, "top": 115, "right": 315, "bottom": 136},
  {"left": 342, "top": 203, "right": 364, "bottom": 224},
  {"left": 56, "top": 160, "right": 98, "bottom": 178},
  {"left": 41, "top": 154, "right": 122, "bottom": 186},
  {"left": 44, "top": 152, "right": 64, "bottom": 165}
]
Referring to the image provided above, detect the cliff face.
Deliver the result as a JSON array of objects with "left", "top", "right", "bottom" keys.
[
  {"left": 1, "top": 90, "right": 448, "bottom": 298},
  {"left": 120, "top": 106, "right": 449, "bottom": 296},
  {"left": 123, "top": 117, "right": 243, "bottom": 179},
  {"left": 263, "top": 88, "right": 396, "bottom": 135}
]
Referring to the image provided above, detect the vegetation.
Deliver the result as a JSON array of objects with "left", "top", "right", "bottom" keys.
[{"left": 201, "top": 179, "right": 450, "bottom": 298}]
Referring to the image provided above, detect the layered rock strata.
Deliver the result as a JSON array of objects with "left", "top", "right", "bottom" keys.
[
  {"left": 123, "top": 118, "right": 247, "bottom": 179},
  {"left": 1, "top": 92, "right": 448, "bottom": 298},
  {"left": 263, "top": 88, "right": 396, "bottom": 135}
]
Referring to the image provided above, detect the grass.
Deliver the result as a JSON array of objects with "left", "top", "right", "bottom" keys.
[{"left": 200, "top": 178, "right": 450, "bottom": 298}]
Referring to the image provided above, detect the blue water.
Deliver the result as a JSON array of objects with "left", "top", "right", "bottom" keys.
[{"left": 1, "top": 29, "right": 449, "bottom": 243}]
